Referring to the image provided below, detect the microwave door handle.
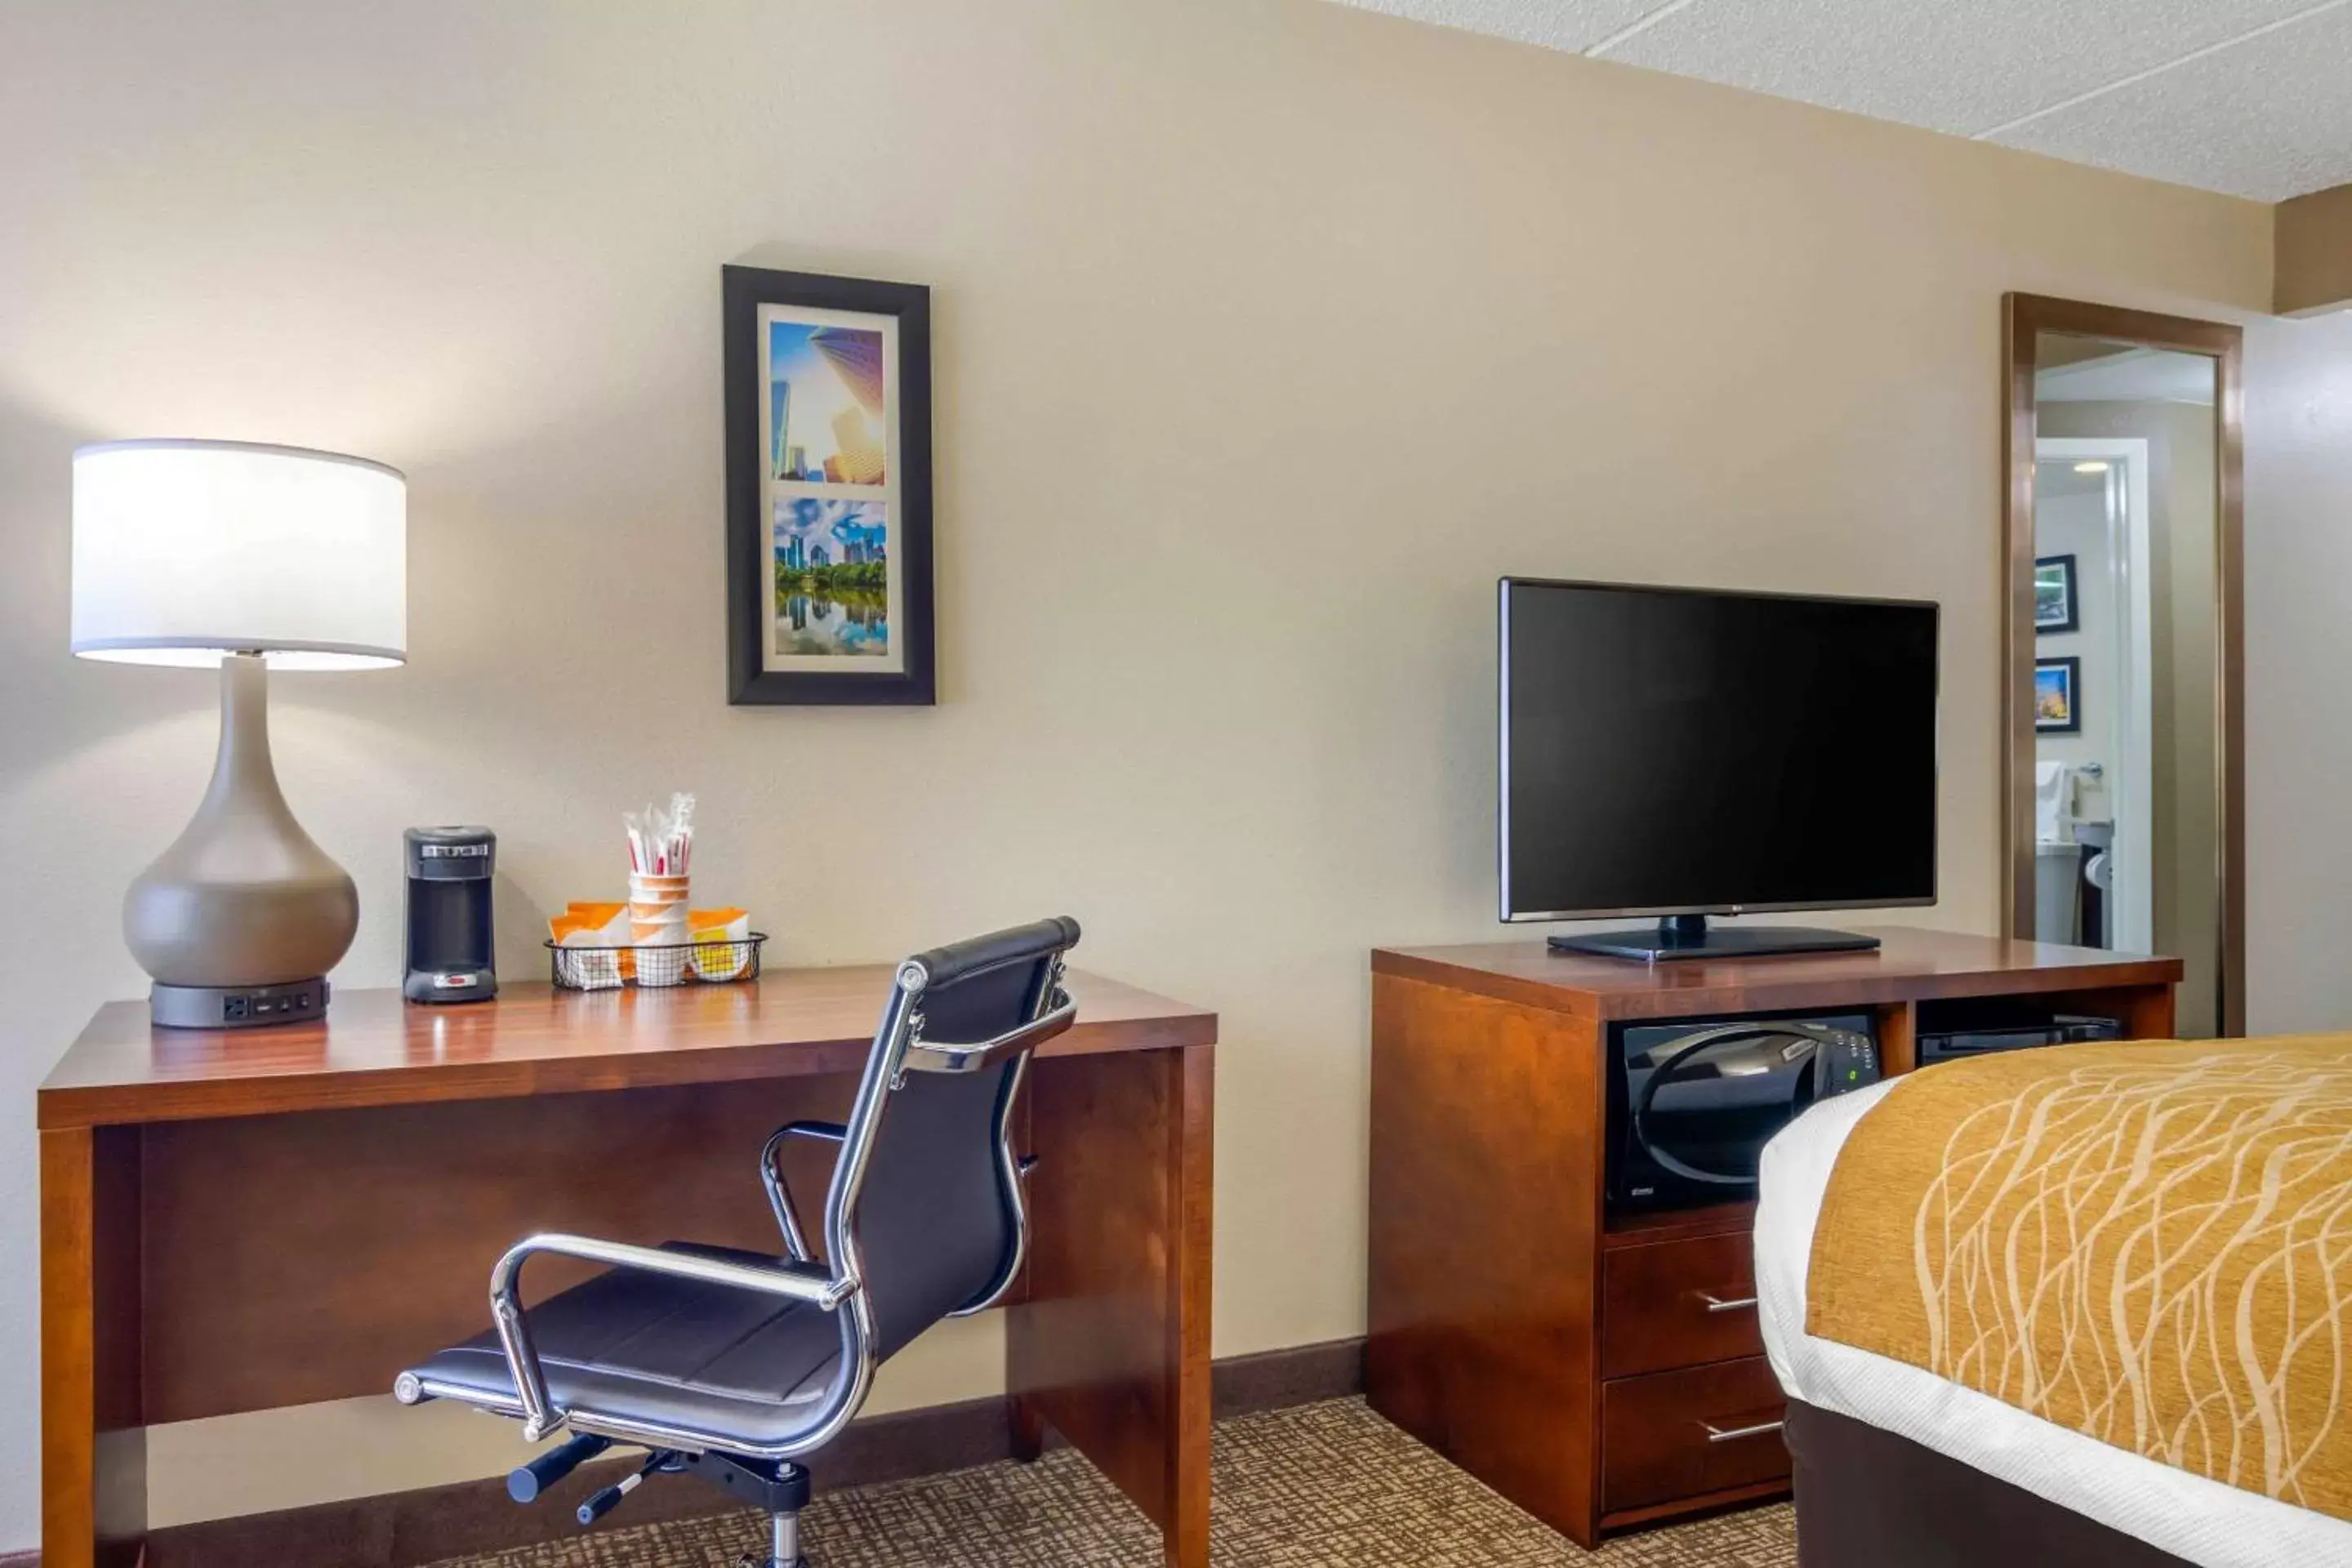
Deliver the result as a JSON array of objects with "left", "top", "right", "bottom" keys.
[
  {"left": 1631, "top": 1024, "right": 1829, "bottom": 1188},
  {"left": 1631, "top": 1022, "right": 1777, "bottom": 1073},
  {"left": 1631, "top": 1020, "right": 1841, "bottom": 1072}
]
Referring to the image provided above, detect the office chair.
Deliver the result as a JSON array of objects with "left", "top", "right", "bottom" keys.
[{"left": 394, "top": 917, "right": 1081, "bottom": 1568}]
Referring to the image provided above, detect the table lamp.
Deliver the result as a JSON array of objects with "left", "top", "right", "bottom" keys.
[{"left": 71, "top": 439, "right": 407, "bottom": 1028}]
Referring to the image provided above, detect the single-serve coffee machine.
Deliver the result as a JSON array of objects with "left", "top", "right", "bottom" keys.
[{"left": 403, "top": 826, "right": 497, "bottom": 1004}]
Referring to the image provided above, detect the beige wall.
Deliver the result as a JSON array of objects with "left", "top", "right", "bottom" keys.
[
  {"left": 2275, "top": 183, "right": 2352, "bottom": 316},
  {"left": 2244, "top": 307, "right": 2352, "bottom": 1032},
  {"left": 0, "top": 0, "right": 2276, "bottom": 1543}
]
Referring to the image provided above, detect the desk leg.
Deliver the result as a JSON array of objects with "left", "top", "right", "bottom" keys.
[
  {"left": 41, "top": 1126, "right": 145, "bottom": 1568},
  {"left": 1009, "top": 1043, "right": 1213, "bottom": 1568}
]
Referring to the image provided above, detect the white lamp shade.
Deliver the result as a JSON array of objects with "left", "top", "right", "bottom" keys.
[{"left": 72, "top": 439, "right": 407, "bottom": 670}]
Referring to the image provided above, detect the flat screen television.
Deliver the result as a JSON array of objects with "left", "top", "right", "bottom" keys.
[{"left": 1499, "top": 577, "right": 1938, "bottom": 960}]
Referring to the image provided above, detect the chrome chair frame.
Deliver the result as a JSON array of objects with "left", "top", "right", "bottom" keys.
[{"left": 394, "top": 951, "right": 1073, "bottom": 1468}]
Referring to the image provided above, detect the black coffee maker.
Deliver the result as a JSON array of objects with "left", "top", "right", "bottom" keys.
[{"left": 403, "top": 826, "right": 497, "bottom": 1004}]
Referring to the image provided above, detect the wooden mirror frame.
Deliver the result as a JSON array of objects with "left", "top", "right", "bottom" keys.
[{"left": 2002, "top": 293, "right": 2244, "bottom": 1034}]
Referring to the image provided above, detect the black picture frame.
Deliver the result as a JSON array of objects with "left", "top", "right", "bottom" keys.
[
  {"left": 724, "top": 265, "right": 934, "bottom": 706},
  {"left": 2034, "top": 656, "right": 2081, "bottom": 733},
  {"left": 2034, "top": 553, "right": 2078, "bottom": 634}
]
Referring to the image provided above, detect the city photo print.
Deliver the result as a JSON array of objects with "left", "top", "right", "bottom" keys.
[{"left": 724, "top": 266, "right": 933, "bottom": 704}]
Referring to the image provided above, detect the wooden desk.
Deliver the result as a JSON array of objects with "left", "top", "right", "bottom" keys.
[
  {"left": 39, "top": 969, "right": 1217, "bottom": 1568},
  {"left": 1365, "top": 927, "right": 2181, "bottom": 1548}
]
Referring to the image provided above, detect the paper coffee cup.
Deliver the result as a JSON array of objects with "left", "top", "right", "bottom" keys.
[
  {"left": 627, "top": 873, "right": 692, "bottom": 983},
  {"left": 629, "top": 875, "right": 690, "bottom": 920}
]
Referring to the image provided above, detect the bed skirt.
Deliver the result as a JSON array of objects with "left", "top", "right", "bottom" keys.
[{"left": 1785, "top": 1400, "right": 2197, "bottom": 1568}]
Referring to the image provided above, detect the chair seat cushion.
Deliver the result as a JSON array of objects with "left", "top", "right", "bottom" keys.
[{"left": 404, "top": 1242, "right": 844, "bottom": 1450}]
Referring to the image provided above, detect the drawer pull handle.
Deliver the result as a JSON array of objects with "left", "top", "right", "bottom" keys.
[
  {"left": 1699, "top": 1418, "right": 1785, "bottom": 1445},
  {"left": 1695, "top": 1291, "right": 1759, "bottom": 1314}
]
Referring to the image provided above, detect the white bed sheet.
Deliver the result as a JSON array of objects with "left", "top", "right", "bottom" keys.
[{"left": 1757, "top": 1080, "right": 2352, "bottom": 1568}]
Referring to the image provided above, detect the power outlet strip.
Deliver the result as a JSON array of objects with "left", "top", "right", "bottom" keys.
[{"left": 149, "top": 976, "right": 332, "bottom": 1030}]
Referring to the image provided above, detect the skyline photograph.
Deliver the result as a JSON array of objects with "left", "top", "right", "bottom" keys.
[
  {"left": 773, "top": 497, "right": 889, "bottom": 661},
  {"left": 766, "top": 314, "right": 888, "bottom": 488}
]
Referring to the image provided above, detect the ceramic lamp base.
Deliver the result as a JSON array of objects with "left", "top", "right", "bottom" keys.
[
  {"left": 149, "top": 976, "right": 330, "bottom": 1030},
  {"left": 125, "top": 653, "right": 359, "bottom": 1022}
]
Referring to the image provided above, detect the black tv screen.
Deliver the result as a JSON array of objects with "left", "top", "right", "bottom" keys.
[{"left": 1499, "top": 578, "right": 1938, "bottom": 921}]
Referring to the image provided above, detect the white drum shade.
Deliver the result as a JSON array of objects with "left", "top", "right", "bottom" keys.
[{"left": 72, "top": 439, "right": 407, "bottom": 670}]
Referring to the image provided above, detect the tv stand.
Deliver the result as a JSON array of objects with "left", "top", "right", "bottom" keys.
[
  {"left": 1366, "top": 928, "right": 2181, "bottom": 1547},
  {"left": 1549, "top": 913, "right": 1881, "bottom": 962}
]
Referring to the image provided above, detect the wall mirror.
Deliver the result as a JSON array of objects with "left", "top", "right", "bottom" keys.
[{"left": 2003, "top": 295, "right": 2243, "bottom": 1036}]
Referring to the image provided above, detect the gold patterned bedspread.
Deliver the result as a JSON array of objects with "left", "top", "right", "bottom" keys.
[{"left": 1808, "top": 1036, "right": 2352, "bottom": 1520}]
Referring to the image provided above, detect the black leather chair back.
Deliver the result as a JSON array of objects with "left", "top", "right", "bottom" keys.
[{"left": 836, "top": 917, "right": 1078, "bottom": 1362}]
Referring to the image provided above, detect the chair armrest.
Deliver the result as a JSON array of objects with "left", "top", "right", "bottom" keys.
[
  {"left": 904, "top": 995, "right": 1076, "bottom": 1075},
  {"left": 488, "top": 1232, "right": 853, "bottom": 1441},
  {"left": 760, "top": 1120, "right": 847, "bottom": 1261}
]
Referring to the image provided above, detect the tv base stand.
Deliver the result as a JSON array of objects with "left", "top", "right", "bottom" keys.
[{"left": 1548, "top": 913, "right": 1880, "bottom": 962}]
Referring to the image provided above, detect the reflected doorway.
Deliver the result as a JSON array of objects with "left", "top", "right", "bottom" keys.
[{"left": 2032, "top": 437, "right": 2153, "bottom": 956}]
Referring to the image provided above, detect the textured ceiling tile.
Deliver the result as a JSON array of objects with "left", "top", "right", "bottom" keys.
[
  {"left": 1320, "top": 0, "right": 2352, "bottom": 199},
  {"left": 1989, "top": 2, "right": 2352, "bottom": 200},
  {"left": 1599, "top": 0, "right": 2329, "bottom": 138},
  {"left": 1323, "top": 0, "right": 1677, "bottom": 55}
]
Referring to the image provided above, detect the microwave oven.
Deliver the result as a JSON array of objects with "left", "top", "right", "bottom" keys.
[{"left": 1606, "top": 1012, "right": 1880, "bottom": 1214}]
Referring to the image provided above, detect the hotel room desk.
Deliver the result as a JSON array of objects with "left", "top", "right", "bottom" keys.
[{"left": 38, "top": 969, "right": 1217, "bottom": 1568}]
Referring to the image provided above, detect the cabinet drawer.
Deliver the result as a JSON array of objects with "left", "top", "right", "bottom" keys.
[
  {"left": 1601, "top": 1356, "right": 1788, "bottom": 1514},
  {"left": 1601, "top": 1232, "right": 1762, "bottom": 1377}
]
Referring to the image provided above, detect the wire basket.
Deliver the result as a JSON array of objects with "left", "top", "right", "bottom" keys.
[{"left": 546, "top": 934, "right": 768, "bottom": 991}]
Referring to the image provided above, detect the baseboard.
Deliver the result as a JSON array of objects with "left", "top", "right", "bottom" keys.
[
  {"left": 1211, "top": 1335, "right": 1365, "bottom": 1418},
  {"left": 139, "top": 1336, "right": 1365, "bottom": 1568}
]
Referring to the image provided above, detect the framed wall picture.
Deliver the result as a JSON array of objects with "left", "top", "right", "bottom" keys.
[
  {"left": 2034, "top": 656, "right": 2081, "bottom": 733},
  {"left": 724, "top": 265, "right": 933, "bottom": 705},
  {"left": 2033, "top": 553, "right": 2078, "bottom": 634}
]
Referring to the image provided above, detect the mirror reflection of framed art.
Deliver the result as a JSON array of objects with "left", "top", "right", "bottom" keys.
[
  {"left": 724, "top": 265, "right": 934, "bottom": 706},
  {"left": 2033, "top": 553, "right": 2078, "bottom": 634},
  {"left": 2034, "top": 656, "right": 2080, "bottom": 734}
]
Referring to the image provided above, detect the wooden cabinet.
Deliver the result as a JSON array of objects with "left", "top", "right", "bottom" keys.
[
  {"left": 1601, "top": 1356, "right": 1787, "bottom": 1513},
  {"left": 1601, "top": 1233, "right": 1762, "bottom": 1379},
  {"left": 1365, "top": 927, "right": 2180, "bottom": 1548}
]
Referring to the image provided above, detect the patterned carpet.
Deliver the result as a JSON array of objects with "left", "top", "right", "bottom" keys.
[{"left": 438, "top": 1397, "right": 1795, "bottom": 1567}]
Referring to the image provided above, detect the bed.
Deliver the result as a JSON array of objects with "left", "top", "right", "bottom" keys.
[{"left": 1756, "top": 1037, "right": 2352, "bottom": 1568}]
